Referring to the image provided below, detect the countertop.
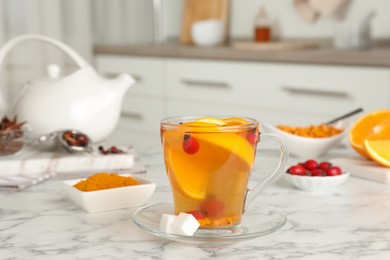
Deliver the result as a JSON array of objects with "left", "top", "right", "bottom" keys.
[
  {"left": 94, "top": 42, "right": 390, "bottom": 68},
  {"left": 1, "top": 146, "right": 390, "bottom": 259}
]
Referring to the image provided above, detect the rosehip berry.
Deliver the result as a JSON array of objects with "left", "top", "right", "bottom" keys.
[
  {"left": 110, "top": 146, "right": 119, "bottom": 153},
  {"left": 326, "top": 166, "right": 343, "bottom": 176},
  {"left": 287, "top": 165, "right": 308, "bottom": 176},
  {"left": 303, "top": 159, "right": 318, "bottom": 170},
  {"left": 246, "top": 129, "right": 259, "bottom": 144},
  {"left": 183, "top": 134, "right": 199, "bottom": 154},
  {"left": 311, "top": 169, "right": 325, "bottom": 177},
  {"left": 200, "top": 198, "right": 225, "bottom": 218},
  {"left": 333, "top": 166, "right": 343, "bottom": 174},
  {"left": 186, "top": 210, "right": 206, "bottom": 220},
  {"left": 319, "top": 161, "right": 332, "bottom": 170}
]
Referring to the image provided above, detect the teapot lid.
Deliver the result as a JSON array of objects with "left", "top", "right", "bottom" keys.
[
  {"left": 27, "top": 64, "right": 62, "bottom": 86},
  {"left": 46, "top": 64, "right": 61, "bottom": 79}
]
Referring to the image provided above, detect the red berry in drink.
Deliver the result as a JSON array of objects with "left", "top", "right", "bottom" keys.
[
  {"left": 183, "top": 134, "right": 199, "bottom": 154},
  {"left": 319, "top": 161, "right": 332, "bottom": 170},
  {"left": 288, "top": 165, "right": 308, "bottom": 176},
  {"left": 311, "top": 169, "right": 325, "bottom": 177},
  {"left": 186, "top": 210, "right": 206, "bottom": 220},
  {"left": 303, "top": 159, "right": 318, "bottom": 170},
  {"left": 246, "top": 129, "right": 259, "bottom": 144},
  {"left": 326, "top": 166, "right": 342, "bottom": 176},
  {"left": 200, "top": 198, "right": 225, "bottom": 218}
]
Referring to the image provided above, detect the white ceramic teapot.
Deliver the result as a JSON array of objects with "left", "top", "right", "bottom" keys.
[{"left": 0, "top": 34, "right": 134, "bottom": 143}]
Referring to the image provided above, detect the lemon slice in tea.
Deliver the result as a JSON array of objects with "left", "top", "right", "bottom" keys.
[
  {"left": 223, "top": 117, "right": 250, "bottom": 126},
  {"left": 195, "top": 117, "right": 227, "bottom": 126}
]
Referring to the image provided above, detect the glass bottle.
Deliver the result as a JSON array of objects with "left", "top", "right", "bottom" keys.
[{"left": 254, "top": 6, "right": 272, "bottom": 43}]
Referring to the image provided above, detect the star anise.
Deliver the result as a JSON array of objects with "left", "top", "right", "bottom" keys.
[
  {"left": 0, "top": 116, "right": 26, "bottom": 155},
  {"left": 0, "top": 116, "right": 26, "bottom": 132}
]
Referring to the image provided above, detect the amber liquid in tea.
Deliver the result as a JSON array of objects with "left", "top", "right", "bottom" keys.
[{"left": 161, "top": 117, "right": 258, "bottom": 228}]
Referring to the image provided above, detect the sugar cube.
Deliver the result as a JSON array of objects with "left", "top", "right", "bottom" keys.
[
  {"left": 171, "top": 213, "right": 200, "bottom": 236},
  {"left": 159, "top": 213, "right": 200, "bottom": 236},
  {"left": 159, "top": 213, "right": 176, "bottom": 233}
]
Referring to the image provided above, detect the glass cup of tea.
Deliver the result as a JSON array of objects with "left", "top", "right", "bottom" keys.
[{"left": 160, "top": 116, "right": 288, "bottom": 229}]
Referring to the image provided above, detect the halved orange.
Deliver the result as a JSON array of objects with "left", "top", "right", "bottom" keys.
[
  {"left": 364, "top": 140, "right": 390, "bottom": 167},
  {"left": 349, "top": 109, "right": 390, "bottom": 158}
]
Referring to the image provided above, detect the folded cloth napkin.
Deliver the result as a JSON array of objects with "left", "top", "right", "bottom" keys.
[
  {"left": 0, "top": 145, "right": 147, "bottom": 191},
  {"left": 0, "top": 173, "right": 52, "bottom": 190}
]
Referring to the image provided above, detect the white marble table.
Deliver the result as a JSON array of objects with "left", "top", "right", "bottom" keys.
[{"left": 1, "top": 146, "right": 390, "bottom": 260}]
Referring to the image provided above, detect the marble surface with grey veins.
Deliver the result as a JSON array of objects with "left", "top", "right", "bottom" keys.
[{"left": 1, "top": 146, "right": 390, "bottom": 260}]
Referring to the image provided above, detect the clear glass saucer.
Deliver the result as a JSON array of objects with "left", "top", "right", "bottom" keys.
[{"left": 133, "top": 201, "right": 287, "bottom": 245}]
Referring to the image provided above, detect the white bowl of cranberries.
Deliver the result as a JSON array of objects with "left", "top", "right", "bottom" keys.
[{"left": 284, "top": 159, "right": 349, "bottom": 191}]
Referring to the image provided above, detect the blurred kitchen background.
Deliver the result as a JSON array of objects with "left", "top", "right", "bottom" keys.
[{"left": 0, "top": 0, "right": 389, "bottom": 150}]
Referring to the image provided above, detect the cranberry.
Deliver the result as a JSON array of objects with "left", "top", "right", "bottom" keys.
[
  {"left": 98, "top": 146, "right": 109, "bottom": 155},
  {"left": 311, "top": 169, "right": 325, "bottom": 177},
  {"left": 319, "top": 161, "right": 332, "bottom": 170},
  {"left": 200, "top": 198, "right": 225, "bottom": 218},
  {"left": 326, "top": 166, "right": 343, "bottom": 176},
  {"left": 186, "top": 210, "right": 206, "bottom": 220},
  {"left": 246, "top": 129, "right": 259, "bottom": 144},
  {"left": 98, "top": 145, "right": 125, "bottom": 155},
  {"left": 183, "top": 134, "right": 199, "bottom": 154},
  {"left": 287, "top": 165, "right": 308, "bottom": 176},
  {"left": 303, "top": 159, "right": 318, "bottom": 170}
]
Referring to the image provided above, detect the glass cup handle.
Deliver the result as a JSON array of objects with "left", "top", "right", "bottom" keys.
[{"left": 244, "top": 133, "right": 289, "bottom": 211}]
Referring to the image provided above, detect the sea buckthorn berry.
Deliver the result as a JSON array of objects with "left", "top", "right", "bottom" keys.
[
  {"left": 277, "top": 124, "right": 342, "bottom": 138},
  {"left": 303, "top": 159, "right": 318, "bottom": 170},
  {"left": 183, "top": 134, "right": 199, "bottom": 154}
]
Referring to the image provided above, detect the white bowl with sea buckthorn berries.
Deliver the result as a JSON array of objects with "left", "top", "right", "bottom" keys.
[
  {"left": 263, "top": 121, "right": 349, "bottom": 158},
  {"left": 284, "top": 159, "right": 350, "bottom": 192}
]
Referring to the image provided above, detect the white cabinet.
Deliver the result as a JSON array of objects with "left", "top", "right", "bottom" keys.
[
  {"left": 165, "top": 59, "right": 390, "bottom": 124},
  {"left": 96, "top": 56, "right": 164, "bottom": 150},
  {"left": 96, "top": 55, "right": 164, "bottom": 96},
  {"left": 96, "top": 54, "right": 390, "bottom": 149}
]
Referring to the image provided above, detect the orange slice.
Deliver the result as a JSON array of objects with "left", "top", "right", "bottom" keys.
[
  {"left": 163, "top": 124, "right": 255, "bottom": 200},
  {"left": 349, "top": 109, "right": 390, "bottom": 158},
  {"left": 223, "top": 117, "right": 250, "bottom": 126},
  {"left": 364, "top": 140, "right": 390, "bottom": 167},
  {"left": 195, "top": 117, "right": 227, "bottom": 126}
]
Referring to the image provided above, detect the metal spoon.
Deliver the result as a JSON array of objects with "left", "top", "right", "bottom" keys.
[
  {"left": 33, "top": 130, "right": 93, "bottom": 153},
  {"left": 58, "top": 130, "right": 93, "bottom": 153},
  {"left": 324, "top": 108, "right": 363, "bottom": 125}
]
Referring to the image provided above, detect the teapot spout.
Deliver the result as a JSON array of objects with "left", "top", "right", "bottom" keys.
[{"left": 112, "top": 73, "right": 135, "bottom": 95}]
